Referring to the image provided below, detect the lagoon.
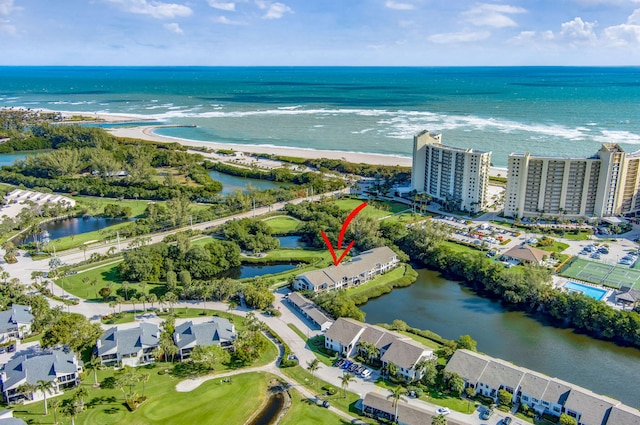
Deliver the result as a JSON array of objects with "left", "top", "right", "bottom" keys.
[
  {"left": 222, "top": 263, "right": 297, "bottom": 280},
  {"left": 360, "top": 268, "right": 640, "bottom": 407},
  {"left": 17, "top": 216, "right": 128, "bottom": 245},
  {"left": 207, "top": 170, "right": 283, "bottom": 195}
]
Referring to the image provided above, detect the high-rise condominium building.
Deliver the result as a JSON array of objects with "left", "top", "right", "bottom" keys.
[
  {"left": 412, "top": 130, "right": 491, "bottom": 213},
  {"left": 504, "top": 144, "right": 640, "bottom": 219}
]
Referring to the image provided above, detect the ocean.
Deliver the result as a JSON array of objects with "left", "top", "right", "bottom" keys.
[{"left": 1, "top": 66, "right": 640, "bottom": 168}]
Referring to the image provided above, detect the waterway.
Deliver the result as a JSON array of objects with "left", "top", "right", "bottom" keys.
[
  {"left": 16, "top": 216, "right": 128, "bottom": 245},
  {"left": 207, "top": 170, "right": 283, "bottom": 196},
  {"left": 222, "top": 263, "right": 298, "bottom": 280},
  {"left": 0, "top": 152, "right": 27, "bottom": 167},
  {"left": 276, "top": 236, "right": 306, "bottom": 249},
  {"left": 360, "top": 268, "right": 640, "bottom": 407}
]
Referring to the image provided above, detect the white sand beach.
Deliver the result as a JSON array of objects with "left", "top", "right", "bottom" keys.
[{"left": 38, "top": 109, "right": 507, "bottom": 176}]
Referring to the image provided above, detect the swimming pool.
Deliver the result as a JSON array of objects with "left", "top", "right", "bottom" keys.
[{"left": 564, "top": 281, "right": 608, "bottom": 301}]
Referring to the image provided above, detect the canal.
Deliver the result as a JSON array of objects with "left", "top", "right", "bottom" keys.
[{"left": 360, "top": 268, "right": 640, "bottom": 407}]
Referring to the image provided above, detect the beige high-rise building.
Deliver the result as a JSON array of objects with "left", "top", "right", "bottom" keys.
[
  {"left": 504, "top": 144, "right": 640, "bottom": 219},
  {"left": 412, "top": 130, "right": 491, "bottom": 214}
]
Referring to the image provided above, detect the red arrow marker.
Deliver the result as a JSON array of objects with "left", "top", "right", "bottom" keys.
[{"left": 321, "top": 202, "right": 367, "bottom": 266}]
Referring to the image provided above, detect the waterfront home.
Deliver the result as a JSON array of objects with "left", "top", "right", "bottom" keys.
[
  {"left": 173, "top": 318, "right": 236, "bottom": 361},
  {"left": 0, "top": 305, "right": 34, "bottom": 343},
  {"left": 501, "top": 244, "right": 548, "bottom": 266},
  {"left": 294, "top": 246, "right": 399, "bottom": 293},
  {"left": 96, "top": 323, "right": 159, "bottom": 367},
  {"left": 361, "top": 392, "right": 466, "bottom": 425},
  {"left": 444, "top": 349, "right": 640, "bottom": 425},
  {"left": 286, "top": 292, "right": 333, "bottom": 331},
  {"left": 324, "top": 318, "right": 433, "bottom": 382},
  {"left": 379, "top": 339, "right": 433, "bottom": 382},
  {"left": 0, "top": 349, "right": 82, "bottom": 404}
]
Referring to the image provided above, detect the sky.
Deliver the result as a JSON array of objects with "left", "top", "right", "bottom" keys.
[{"left": 1, "top": 0, "right": 640, "bottom": 65}]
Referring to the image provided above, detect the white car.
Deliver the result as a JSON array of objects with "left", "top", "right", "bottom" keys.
[
  {"left": 436, "top": 407, "right": 450, "bottom": 415},
  {"left": 360, "top": 368, "right": 372, "bottom": 378}
]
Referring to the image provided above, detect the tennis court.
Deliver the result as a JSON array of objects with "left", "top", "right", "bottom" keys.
[{"left": 561, "top": 258, "right": 640, "bottom": 289}]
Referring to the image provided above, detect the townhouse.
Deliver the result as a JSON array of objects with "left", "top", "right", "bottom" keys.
[
  {"left": 324, "top": 318, "right": 433, "bottom": 382},
  {"left": 444, "top": 349, "right": 640, "bottom": 425},
  {"left": 173, "top": 318, "right": 236, "bottom": 361},
  {"left": 96, "top": 323, "right": 160, "bottom": 368},
  {"left": 286, "top": 292, "right": 334, "bottom": 331},
  {"left": 0, "top": 349, "right": 82, "bottom": 404},
  {"left": 0, "top": 305, "right": 34, "bottom": 343},
  {"left": 294, "top": 247, "right": 399, "bottom": 293},
  {"left": 362, "top": 392, "right": 467, "bottom": 425}
]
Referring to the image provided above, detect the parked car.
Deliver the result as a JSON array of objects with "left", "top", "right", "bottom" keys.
[
  {"left": 334, "top": 359, "right": 345, "bottom": 368},
  {"left": 436, "top": 408, "right": 450, "bottom": 415},
  {"left": 361, "top": 369, "right": 372, "bottom": 378},
  {"left": 502, "top": 417, "right": 513, "bottom": 425},
  {"left": 480, "top": 409, "right": 493, "bottom": 420}
]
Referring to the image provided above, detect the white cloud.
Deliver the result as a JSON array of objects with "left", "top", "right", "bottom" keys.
[
  {"left": 256, "top": 1, "right": 292, "bottom": 19},
  {"left": 559, "top": 17, "right": 598, "bottom": 41},
  {"left": 164, "top": 22, "right": 183, "bottom": 34},
  {"left": 428, "top": 31, "right": 491, "bottom": 44},
  {"left": 628, "top": 8, "right": 640, "bottom": 24},
  {"left": 385, "top": 1, "right": 414, "bottom": 10},
  {"left": 213, "top": 15, "right": 244, "bottom": 25},
  {"left": 0, "top": 18, "right": 16, "bottom": 35},
  {"left": 462, "top": 3, "right": 527, "bottom": 28},
  {"left": 0, "top": 0, "right": 16, "bottom": 16},
  {"left": 105, "top": 0, "right": 192, "bottom": 19},
  {"left": 207, "top": 1, "right": 236, "bottom": 11},
  {"left": 601, "top": 9, "right": 640, "bottom": 45}
]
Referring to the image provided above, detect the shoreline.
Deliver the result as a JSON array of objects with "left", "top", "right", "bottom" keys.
[{"left": 25, "top": 108, "right": 508, "bottom": 175}]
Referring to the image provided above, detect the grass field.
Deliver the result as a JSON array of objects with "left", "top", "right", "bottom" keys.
[
  {"left": 280, "top": 388, "right": 349, "bottom": 425},
  {"left": 49, "top": 221, "right": 133, "bottom": 252},
  {"left": 262, "top": 215, "right": 302, "bottom": 234},
  {"left": 13, "top": 367, "right": 273, "bottom": 425},
  {"left": 346, "top": 265, "right": 407, "bottom": 296},
  {"left": 561, "top": 257, "right": 640, "bottom": 289},
  {"left": 334, "top": 199, "right": 396, "bottom": 220},
  {"left": 71, "top": 196, "right": 157, "bottom": 218}
]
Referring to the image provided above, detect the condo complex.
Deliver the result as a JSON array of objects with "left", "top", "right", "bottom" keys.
[
  {"left": 411, "top": 130, "right": 491, "bottom": 214},
  {"left": 411, "top": 130, "right": 640, "bottom": 221}
]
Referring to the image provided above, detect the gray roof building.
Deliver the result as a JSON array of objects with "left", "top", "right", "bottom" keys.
[
  {"left": 0, "top": 349, "right": 81, "bottom": 404},
  {"left": 286, "top": 292, "right": 333, "bottom": 331},
  {"left": 607, "top": 405, "right": 640, "bottom": 425},
  {"left": 295, "top": 246, "right": 399, "bottom": 292},
  {"left": 564, "top": 388, "right": 617, "bottom": 425},
  {"left": 0, "top": 305, "right": 34, "bottom": 339},
  {"left": 478, "top": 359, "right": 524, "bottom": 392},
  {"left": 323, "top": 317, "right": 366, "bottom": 348},
  {"left": 379, "top": 339, "right": 429, "bottom": 371},
  {"left": 362, "top": 392, "right": 466, "bottom": 425},
  {"left": 519, "top": 373, "right": 551, "bottom": 401},
  {"left": 443, "top": 348, "right": 489, "bottom": 384},
  {"left": 173, "top": 318, "right": 236, "bottom": 360},
  {"left": 540, "top": 380, "right": 572, "bottom": 407},
  {"left": 96, "top": 323, "right": 159, "bottom": 367}
]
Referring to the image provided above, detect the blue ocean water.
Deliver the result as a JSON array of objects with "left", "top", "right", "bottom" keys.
[{"left": 1, "top": 66, "right": 640, "bottom": 168}]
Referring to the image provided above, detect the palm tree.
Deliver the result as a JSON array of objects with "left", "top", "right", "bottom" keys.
[
  {"left": 86, "top": 356, "right": 101, "bottom": 387},
  {"left": 140, "top": 372, "right": 150, "bottom": 397},
  {"left": 306, "top": 359, "right": 320, "bottom": 385},
  {"left": 340, "top": 372, "right": 355, "bottom": 398},
  {"left": 48, "top": 398, "right": 62, "bottom": 425},
  {"left": 74, "top": 386, "right": 89, "bottom": 409},
  {"left": 387, "top": 386, "right": 408, "bottom": 424},
  {"left": 35, "top": 379, "right": 56, "bottom": 415},
  {"left": 17, "top": 382, "right": 37, "bottom": 402},
  {"left": 62, "top": 400, "right": 82, "bottom": 425}
]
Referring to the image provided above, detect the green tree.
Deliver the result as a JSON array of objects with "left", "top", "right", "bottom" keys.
[
  {"left": 190, "top": 344, "right": 231, "bottom": 369},
  {"left": 456, "top": 335, "right": 477, "bottom": 351},
  {"left": 559, "top": 414, "right": 578, "bottom": 425},
  {"left": 340, "top": 372, "right": 355, "bottom": 398},
  {"left": 498, "top": 389, "right": 513, "bottom": 407},
  {"left": 61, "top": 399, "right": 82, "bottom": 425},
  {"left": 86, "top": 356, "right": 101, "bottom": 387},
  {"left": 432, "top": 414, "right": 448, "bottom": 425},
  {"left": 419, "top": 359, "right": 438, "bottom": 387},
  {"left": 306, "top": 358, "right": 321, "bottom": 385},
  {"left": 41, "top": 314, "right": 102, "bottom": 353},
  {"left": 387, "top": 386, "right": 407, "bottom": 424},
  {"left": 35, "top": 380, "right": 56, "bottom": 415},
  {"left": 48, "top": 398, "right": 62, "bottom": 425}
]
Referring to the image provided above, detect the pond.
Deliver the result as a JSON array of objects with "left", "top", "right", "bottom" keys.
[
  {"left": 0, "top": 152, "right": 27, "bottom": 167},
  {"left": 208, "top": 170, "right": 284, "bottom": 195},
  {"left": 16, "top": 216, "right": 128, "bottom": 245},
  {"left": 276, "top": 236, "right": 306, "bottom": 249},
  {"left": 221, "top": 263, "right": 298, "bottom": 280},
  {"left": 360, "top": 267, "right": 640, "bottom": 407}
]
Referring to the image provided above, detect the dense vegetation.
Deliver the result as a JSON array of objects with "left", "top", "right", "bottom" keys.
[
  {"left": 220, "top": 218, "right": 279, "bottom": 253},
  {"left": 400, "top": 222, "right": 640, "bottom": 348}
]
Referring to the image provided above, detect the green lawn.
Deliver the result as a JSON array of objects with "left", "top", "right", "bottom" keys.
[
  {"left": 48, "top": 221, "right": 133, "bottom": 252},
  {"left": 263, "top": 215, "right": 302, "bottom": 234},
  {"left": 333, "top": 199, "right": 394, "bottom": 220},
  {"left": 536, "top": 241, "right": 569, "bottom": 253},
  {"left": 280, "top": 365, "right": 369, "bottom": 421},
  {"left": 373, "top": 378, "right": 473, "bottom": 413},
  {"left": 395, "top": 330, "right": 442, "bottom": 350},
  {"left": 280, "top": 388, "right": 349, "bottom": 425},
  {"left": 346, "top": 265, "right": 407, "bottom": 297},
  {"left": 12, "top": 366, "right": 273, "bottom": 425},
  {"left": 71, "top": 195, "right": 157, "bottom": 218}
]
